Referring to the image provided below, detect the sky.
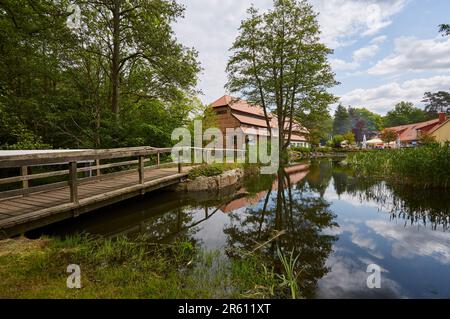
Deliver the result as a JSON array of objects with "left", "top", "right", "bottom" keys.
[{"left": 173, "top": 0, "right": 450, "bottom": 115}]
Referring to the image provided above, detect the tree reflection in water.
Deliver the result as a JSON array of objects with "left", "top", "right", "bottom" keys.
[{"left": 224, "top": 165, "right": 338, "bottom": 298}]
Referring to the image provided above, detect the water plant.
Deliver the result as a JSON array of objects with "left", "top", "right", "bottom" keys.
[
  {"left": 276, "top": 247, "right": 303, "bottom": 299},
  {"left": 347, "top": 145, "right": 450, "bottom": 188}
]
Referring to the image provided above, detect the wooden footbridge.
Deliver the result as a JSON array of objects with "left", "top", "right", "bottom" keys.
[{"left": 0, "top": 147, "right": 193, "bottom": 238}]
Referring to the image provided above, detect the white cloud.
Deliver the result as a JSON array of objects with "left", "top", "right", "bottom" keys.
[
  {"left": 312, "top": 0, "right": 405, "bottom": 48},
  {"left": 330, "top": 58, "right": 360, "bottom": 71},
  {"left": 369, "top": 36, "right": 450, "bottom": 75},
  {"left": 370, "top": 35, "right": 388, "bottom": 45},
  {"left": 353, "top": 44, "right": 380, "bottom": 63},
  {"left": 316, "top": 254, "right": 403, "bottom": 298},
  {"left": 174, "top": 1, "right": 406, "bottom": 103},
  {"left": 340, "top": 75, "right": 450, "bottom": 114},
  {"left": 330, "top": 35, "right": 386, "bottom": 72},
  {"left": 173, "top": 0, "right": 273, "bottom": 104},
  {"left": 367, "top": 219, "right": 450, "bottom": 264}
]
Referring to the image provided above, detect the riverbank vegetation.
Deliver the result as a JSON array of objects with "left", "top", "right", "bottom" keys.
[
  {"left": 346, "top": 145, "right": 450, "bottom": 188},
  {"left": 0, "top": 235, "right": 303, "bottom": 299}
]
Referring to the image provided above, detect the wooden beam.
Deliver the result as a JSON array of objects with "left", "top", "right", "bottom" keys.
[
  {"left": 21, "top": 166, "right": 28, "bottom": 195},
  {"left": 138, "top": 156, "right": 145, "bottom": 184},
  {"left": 69, "top": 162, "right": 78, "bottom": 204},
  {"left": 0, "top": 147, "right": 172, "bottom": 168},
  {"left": 95, "top": 159, "right": 101, "bottom": 176}
]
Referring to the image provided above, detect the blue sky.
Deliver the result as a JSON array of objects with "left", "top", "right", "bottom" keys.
[{"left": 174, "top": 0, "right": 450, "bottom": 115}]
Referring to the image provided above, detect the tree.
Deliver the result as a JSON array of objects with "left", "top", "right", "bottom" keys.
[
  {"left": 296, "top": 101, "right": 332, "bottom": 147},
  {"left": 348, "top": 107, "right": 382, "bottom": 142},
  {"left": 422, "top": 91, "right": 450, "bottom": 116},
  {"left": 76, "top": 0, "right": 200, "bottom": 120},
  {"left": 419, "top": 133, "right": 437, "bottom": 146},
  {"left": 439, "top": 24, "right": 450, "bottom": 36},
  {"left": 332, "top": 104, "right": 351, "bottom": 135},
  {"left": 342, "top": 131, "right": 355, "bottom": 145},
  {"left": 226, "top": 0, "right": 337, "bottom": 163},
  {"left": 381, "top": 129, "right": 397, "bottom": 144},
  {"left": 331, "top": 134, "right": 344, "bottom": 148},
  {"left": 383, "top": 101, "right": 428, "bottom": 127},
  {"left": 0, "top": 0, "right": 200, "bottom": 150}
]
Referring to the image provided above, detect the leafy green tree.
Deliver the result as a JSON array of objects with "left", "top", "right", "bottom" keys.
[
  {"left": 348, "top": 107, "right": 382, "bottom": 142},
  {"left": 381, "top": 129, "right": 397, "bottom": 144},
  {"left": 0, "top": 0, "right": 75, "bottom": 148},
  {"left": 383, "top": 101, "right": 428, "bottom": 127},
  {"left": 342, "top": 131, "right": 355, "bottom": 145},
  {"left": 332, "top": 104, "right": 351, "bottom": 135},
  {"left": 226, "top": 0, "right": 337, "bottom": 162},
  {"left": 439, "top": 24, "right": 450, "bottom": 36},
  {"left": 0, "top": 0, "right": 200, "bottom": 150},
  {"left": 296, "top": 99, "right": 333, "bottom": 147},
  {"left": 75, "top": 0, "right": 200, "bottom": 120},
  {"left": 422, "top": 91, "right": 450, "bottom": 116},
  {"left": 331, "top": 135, "right": 344, "bottom": 148}
]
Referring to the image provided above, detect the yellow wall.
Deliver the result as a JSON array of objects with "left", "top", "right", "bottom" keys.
[{"left": 430, "top": 121, "right": 450, "bottom": 145}]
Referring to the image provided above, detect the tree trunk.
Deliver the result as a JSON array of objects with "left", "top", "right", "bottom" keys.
[{"left": 111, "top": 0, "right": 121, "bottom": 119}]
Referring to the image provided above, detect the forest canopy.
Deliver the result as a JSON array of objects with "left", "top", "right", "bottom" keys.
[{"left": 0, "top": 0, "right": 200, "bottom": 150}]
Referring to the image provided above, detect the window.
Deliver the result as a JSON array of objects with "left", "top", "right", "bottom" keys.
[{"left": 216, "top": 110, "right": 227, "bottom": 115}]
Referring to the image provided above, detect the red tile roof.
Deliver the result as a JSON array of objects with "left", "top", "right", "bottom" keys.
[
  {"left": 385, "top": 115, "right": 450, "bottom": 142},
  {"left": 211, "top": 95, "right": 268, "bottom": 117},
  {"left": 232, "top": 113, "right": 269, "bottom": 128},
  {"left": 211, "top": 95, "right": 309, "bottom": 135}
]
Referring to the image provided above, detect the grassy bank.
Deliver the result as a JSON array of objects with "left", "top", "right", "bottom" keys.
[
  {"left": 346, "top": 145, "right": 450, "bottom": 188},
  {"left": 0, "top": 235, "right": 298, "bottom": 299},
  {"left": 187, "top": 163, "right": 260, "bottom": 180}
]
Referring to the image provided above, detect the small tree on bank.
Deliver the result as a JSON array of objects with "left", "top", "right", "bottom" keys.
[
  {"left": 226, "top": 0, "right": 337, "bottom": 164},
  {"left": 381, "top": 129, "right": 397, "bottom": 145},
  {"left": 343, "top": 131, "right": 355, "bottom": 145}
]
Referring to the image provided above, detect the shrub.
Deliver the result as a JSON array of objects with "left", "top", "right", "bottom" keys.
[
  {"left": 188, "top": 163, "right": 241, "bottom": 179},
  {"left": 290, "top": 146, "right": 311, "bottom": 154}
]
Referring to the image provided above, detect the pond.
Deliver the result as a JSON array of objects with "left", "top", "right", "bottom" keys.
[{"left": 29, "top": 159, "right": 450, "bottom": 298}]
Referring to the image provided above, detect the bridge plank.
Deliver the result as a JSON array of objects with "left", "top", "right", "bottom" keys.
[{"left": 0, "top": 164, "right": 191, "bottom": 237}]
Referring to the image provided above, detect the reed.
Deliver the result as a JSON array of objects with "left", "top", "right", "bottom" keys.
[{"left": 347, "top": 145, "right": 450, "bottom": 188}]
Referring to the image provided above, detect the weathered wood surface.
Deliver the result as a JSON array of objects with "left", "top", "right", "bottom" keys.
[{"left": 0, "top": 166, "right": 189, "bottom": 238}]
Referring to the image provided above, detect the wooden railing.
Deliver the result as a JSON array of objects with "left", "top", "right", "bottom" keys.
[
  {"left": 0, "top": 147, "right": 174, "bottom": 201},
  {"left": 0, "top": 146, "right": 248, "bottom": 202}
]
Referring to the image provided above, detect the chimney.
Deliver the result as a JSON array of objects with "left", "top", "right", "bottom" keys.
[{"left": 439, "top": 112, "right": 446, "bottom": 124}]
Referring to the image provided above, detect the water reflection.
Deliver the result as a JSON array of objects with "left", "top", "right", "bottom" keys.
[
  {"left": 31, "top": 159, "right": 450, "bottom": 298},
  {"left": 224, "top": 166, "right": 337, "bottom": 298}
]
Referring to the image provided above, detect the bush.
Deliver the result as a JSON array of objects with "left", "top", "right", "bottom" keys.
[
  {"left": 290, "top": 146, "right": 311, "bottom": 154},
  {"left": 188, "top": 163, "right": 242, "bottom": 179}
]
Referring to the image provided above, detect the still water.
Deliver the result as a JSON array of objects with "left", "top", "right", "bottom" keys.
[{"left": 30, "top": 159, "right": 450, "bottom": 298}]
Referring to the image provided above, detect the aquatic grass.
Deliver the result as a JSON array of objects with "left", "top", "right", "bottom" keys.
[
  {"left": 276, "top": 247, "right": 302, "bottom": 299},
  {"left": 347, "top": 145, "right": 450, "bottom": 188},
  {"left": 0, "top": 236, "right": 285, "bottom": 298}
]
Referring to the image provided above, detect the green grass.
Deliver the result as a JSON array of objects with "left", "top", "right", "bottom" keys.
[
  {"left": 0, "top": 235, "right": 295, "bottom": 299},
  {"left": 346, "top": 145, "right": 450, "bottom": 188},
  {"left": 187, "top": 163, "right": 245, "bottom": 179}
]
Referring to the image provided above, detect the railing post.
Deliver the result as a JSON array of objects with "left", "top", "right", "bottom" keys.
[
  {"left": 178, "top": 150, "right": 182, "bottom": 173},
  {"left": 95, "top": 159, "right": 101, "bottom": 176},
  {"left": 139, "top": 155, "right": 145, "bottom": 184},
  {"left": 69, "top": 161, "right": 78, "bottom": 204},
  {"left": 157, "top": 152, "right": 160, "bottom": 167},
  {"left": 21, "top": 166, "right": 29, "bottom": 196}
]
